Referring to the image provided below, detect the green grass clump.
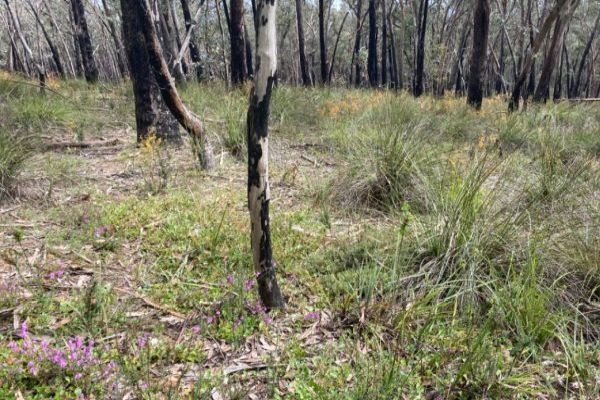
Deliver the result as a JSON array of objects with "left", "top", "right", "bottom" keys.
[{"left": 0, "top": 129, "right": 32, "bottom": 199}]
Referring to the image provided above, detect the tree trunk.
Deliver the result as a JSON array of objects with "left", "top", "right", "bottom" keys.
[
  {"left": 413, "top": 0, "right": 428, "bottom": 96},
  {"left": 101, "top": 0, "right": 128, "bottom": 78},
  {"left": 367, "top": 0, "right": 378, "bottom": 87},
  {"left": 553, "top": 41, "right": 565, "bottom": 101},
  {"left": 70, "top": 0, "right": 99, "bottom": 83},
  {"left": 137, "top": 0, "right": 214, "bottom": 168},
  {"left": 533, "top": 1, "right": 578, "bottom": 103},
  {"left": 230, "top": 0, "right": 248, "bottom": 85},
  {"left": 246, "top": 0, "right": 284, "bottom": 309},
  {"left": 295, "top": 0, "right": 310, "bottom": 85},
  {"left": 244, "top": 25, "right": 254, "bottom": 77},
  {"left": 467, "top": 0, "right": 491, "bottom": 109},
  {"left": 380, "top": 0, "right": 388, "bottom": 87},
  {"left": 350, "top": 0, "right": 363, "bottom": 86},
  {"left": 158, "top": 0, "right": 185, "bottom": 84},
  {"left": 508, "top": 0, "right": 570, "bottom": 111},
  {"left": 28, "top": 1, "right": 65, "bottom": 78},
  {"left": 572, "top": 11, "right": 600, "bottom": 97},
  {"left": 318, "top": 0, "right": 329, "bottom": 83},
  {"left": 120, "top": 0, "right": 180, "bottom": 144},
  {"left": 180, "top": 0, "right": 205, "bottom": 81}
]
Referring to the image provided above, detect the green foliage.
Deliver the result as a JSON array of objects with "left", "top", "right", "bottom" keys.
[{"left": 0, "top": 129, "right": 32, "bottom": 199}]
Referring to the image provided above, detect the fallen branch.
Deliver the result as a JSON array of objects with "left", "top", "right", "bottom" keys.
[
  {"left": 561, "top": 98, "right": 600, "bottom": 102},
  {"left": 114, "top": 287, "right": 189, "bottom": 319},
  {"left": 44, "top": 138, "right": 121, "bottom": 150}
]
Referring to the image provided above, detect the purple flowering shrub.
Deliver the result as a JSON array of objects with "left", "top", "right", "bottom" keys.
[
  {"left": 197, "top": 271, "right": 275, "bottom": 342},
  {"left": 0, "top": 322, "right": 113, "bottom": 397}
]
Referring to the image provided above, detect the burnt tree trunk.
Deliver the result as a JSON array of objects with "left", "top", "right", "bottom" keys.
[
  {"left": 367, "top": 0, "right": 378, "bottom": 87},
  {"left": 318, "top": 0, "right": 329, "bottom": 83},
  {"left": 246, "top": 0, "right": 285, "bottom": 309},
  {"left": 380, "top": 0, "right": 387, "bottom": 87},
  {"left": 137, "top": 0, "right": 214, "bottom": 168},
  {"left": 244, "top": 25, "right": 254, "bottom": 77},
  {"left": 413, "top": 0, "right": 428, "bottom": 96},
  {"left": 295, "top": 0, "right": 311, "bottom": 85},
  {"left": 70, "top": 0, "right": 99, "bottom": 83},
  {"left": 120, "top": 0, "right": 180, "bottom": 144},
  {"left": 467, "top": 0, "right": 490, "bottom": 109},
  {"left": 230, "top": 0, "right": 248, "bottom": 85}
]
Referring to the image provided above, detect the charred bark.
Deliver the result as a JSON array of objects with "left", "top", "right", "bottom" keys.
[
  {"left": 137, "top": 0, "right": 214, "bottom": 168},
  {"left": 367, "top": 0, "right": 378, "bottom": 87},
  {"left": 246, "top": 0, "right": 284, "bottom": 309},
  {"left": 318, "top": 0, "right": 329, "bottom": 83},
  {"left": 295, "top": 0, "right": 311, "bottom": 85},
  {"left": 467, "top": 0, "right": 491, "bottom": 109},
  {"left": 230, "top": 0, "right": 248, "bottom": 85},
  {"left": 120, "top": 0, "right": 180, "bottom": 144},
  {"left": 413, "top": 0, "right": 428, "bottom": 96},
  {"left": 70, "top": 0, "right": 99, "bottom": 83}
]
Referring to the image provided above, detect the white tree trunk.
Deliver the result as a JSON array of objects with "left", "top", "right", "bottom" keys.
[{"left": 247, "top": 0, "right": 284, "bottom": 309}]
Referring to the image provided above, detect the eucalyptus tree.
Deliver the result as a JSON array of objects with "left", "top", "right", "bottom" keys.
[
  {"left": 130, "top": 0, "right": 214, "bottom": 167},
  {"left": 467, "top": 0, "right": 491, "bottom": 109},
  {"left": 70, "top": 0, "right": 99, "bottom": 83},
  {"left": 413, "top": 0, "right": 428, "bottom": 96},
  {"left": 246, "top": 0, "right": 285, "bottom": 309},
  {"left": 120, "top": 0, "right": 180, "bottom": 143}
]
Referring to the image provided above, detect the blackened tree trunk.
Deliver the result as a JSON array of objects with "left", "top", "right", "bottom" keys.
[
  {"left": 70, "top": 0, "right": 99, "bottom": 83},
  {"left": 295, "top": 0, "right": 311, "bottom": 85},
  {"left": 466, "top": 0, "right": 490, "bottom": 109},
  {"left": 136, "top": 0, "right": 214, "bottom": 168},
  {"left": 246, "top": 0, "right": 284, "bottom": 309},
  {"left": 553, "top": 42, "right": 565, "bottom": 101},
  {"left": 380, "top": 0, "right": 388, "bottom": 87},
  {"left": 367, "top": 0, "right": 378, "bottom": 87},
  {"left": 244, "top": 25, "right": 254, "bottom": 77},
  {"left": 120, "top": 0, "right": 180, "bottom": 144},
  {"left": 318, "top": 0, "right": 329, "bottom": 83},
  {"left": 413, "top": 0, "right": 428, "bottom": 96},
  {"left": 180, "top": 0, "right": 205, "bottom": 81},
  {"left": 533, "top": 1, "right": 578, "bottom": 103},
  {"left": 508, "top": 0, "right": 570, "bottom": 111},
  {"left": 230, "top": 0, "right": 248, "bottom": 85}
]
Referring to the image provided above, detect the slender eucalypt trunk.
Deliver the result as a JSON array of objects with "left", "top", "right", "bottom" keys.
[{"left": 247, "top": 0, "right": 284, "bottom": 310}]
